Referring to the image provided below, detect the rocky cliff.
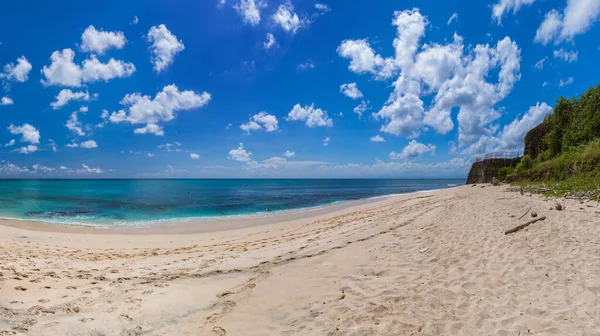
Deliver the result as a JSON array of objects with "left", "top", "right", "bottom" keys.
[
  {"left": 465, "top": 158, "right": 521, "bottom": 184},
  {"left": 524, "top": 122, "right": 549, "bottom": 159}
]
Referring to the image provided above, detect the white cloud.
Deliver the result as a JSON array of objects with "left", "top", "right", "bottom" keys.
[
  {"left": 8, "top": 123, "right": 40, "bottom": 144},
  {"left": 147, "top": 153, "right": 154, "bottom": 157},
  {"left": 535, "top": 1, "right": 600, "bottom": 45},
  {"left": 553, "top": 48, "right": 578, "bottom": 63},
  {"left": 229, "top": 142, "right": 252, "bottom": 162},
  {"left": 273, "top": 3, "right": 307, "bottom": 34},
  {"left": 132, "top": 16, "right": 139, "bottom": 25},
  {"left": 492, "top": 0, "right": 536, "bottom": 24},
  {"left": 263, "top": 33, "right": 276, "bottom": 50},
  {"left": 284, "top": 150, "right": 295, "bottom": 158},
  {"left": 339, "top": 10, "right": 521, "bottom": 144},
  {"left": 40, "top": 49, "right": 83, "bottom": 87},
  {"left": 287, "top": 103, "right": 333, "bottom": 127},
  {"left": 5, "top": 139, "right": 15, "bottom": 147},
  {"left": 534, "top": 9, "right": 563, "bottom": 45},
  {"left": 110, "top": 84, "right": 211, "bottom": 135},
  {"left": 559, "top": 76, "right": 574, "bottom": 86},
  {"left": 134, "top": 124, "right": 164, "bottom": 136},
  {"left": 1, "top": 56, "right": 32, "bottom": 82},
  {"left": 72, "top": 140, "right": 99, "bottom": 149},
  {"left": 65, "top": 112, "right": 85, "bottom": 136},
  {"left": 147, "top": 24, "right": 185, "bottom": 72},
  {"left": 297, "top": 61, "right": 315, "bottom": 71},
  {"left": 41, "top": 48, "right": 135, "bottom": 87},
  {"left": 0, "top": 163, "right": 30, "bottom": 175},
  {"left": 456, "top": 102, "right": 552, "bottom": 157},
  {"left": 323, "top": 136, "right": 331, "bottom": 146},
  {"left": 447, "top": 13, "right": 458, "bottom": 25},
  {"left": 32, "top": 164, "right": 55, "bottom": 172},
  {"left": 190, "top": 153, "right": 200, "bottom": 159},
  {"left": 240, "top": 111, "right": 279, "bottom": 133},
  {"left": 1, "top": 97, "right": 14, "bottom": 105},
  {"left": 234, "top": 0, "right": 264, "bottom": 26},
  {"left": 534, "top": 57, "right": 547, "bottom": 70},
  {"left": 370, "top": 135, "right": 385, "bottom": 142},
  {"left": 16, "top": 145, "right": 38, "bottom": 154},
  {"left": 65, "top": 142, "right": 79, "bottom": 148},
  {"left": 353, "top": 100, "right": 371, "bottom": 117},
  {"left": 49, "top": 139, "right": 57, "bottom": 152},
  {"left": 51, "top": 89, "right": 94, "bottom": 109},
  {"left": 78, "top": 163, "right": 104, "bottom": 174},
  {"left": 315, "top": 4, "right": 330, "bottom": 13},
  {"left": 82, "top": 55, "right": 136, "bottom": 82},
  {"left": 79, "top": 106, "right": 88, "bottom": 113},
  {"left": 500, "top": 102, "right": 552, "bottom": 148},
  {"left": 339, "top": 82, "right": 363, "bottom": 99},
  {"left": 389, "top": 140, "right": 436, "bottom": 161},
  {"left": 80, "top": 25, "right": 126, "bottom": 54},
  {"left": 158, "top": 142, "right": 182, "bottom": 152}
]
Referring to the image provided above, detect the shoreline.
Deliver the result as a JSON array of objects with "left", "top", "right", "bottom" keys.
[
  {"left": 2, "top": 185, "right": 600, "bottom": 335},
  {"left": 0, "top": 188, "right": 445, "bottom": 235}
]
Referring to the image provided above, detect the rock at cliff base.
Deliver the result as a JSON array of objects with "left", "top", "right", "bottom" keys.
[{"left": 492, "top": 177, "right": 500, "bottom": 186}]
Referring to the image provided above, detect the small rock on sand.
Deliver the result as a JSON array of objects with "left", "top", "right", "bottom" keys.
[
  {"left": 531, "top": 211, "right": 538, "bottom": 217},
  {"left": 492, "top": 177, "right": 500, "bottom": 186}
]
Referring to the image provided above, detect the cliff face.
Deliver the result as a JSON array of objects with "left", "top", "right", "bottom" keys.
[
  {"left": 524, "top": 122, "right": 550, "bottom": 159},
  {"left": 465, "top": 158, "right": 521, "bottom": 184}
]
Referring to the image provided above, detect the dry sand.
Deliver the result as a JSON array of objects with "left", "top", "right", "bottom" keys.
[{"left": 1, "top": 185, "right": 600, "bottom": 335}]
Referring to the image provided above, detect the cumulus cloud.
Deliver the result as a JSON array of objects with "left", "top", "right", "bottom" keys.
[
  {"left": 284, "top": 150, "right": 295, "bottom": 158},
  {"left": 1, "top": 97, "right": 14, "bottom": 105},
  {"left": 8, "top": 123, "right": 40, "bottom": 144},
  {"left": 535, "top": 1, "right": 600, "bottom": 45},
  {"left": 147, "top": 24, "right": 185, "bottom": 72},
  {"left": 553, "top": 48, "right": 578, "bottom": 63},
  {"left": 134, "top": 124, "right": 164, "bottom": 136},
  {"left": 16, "top": 145, "right": 38, "bottom": 154},
  {"left": 240, "top": 112, "right": 279, "bottom": 133},
  {"left": 65, "top": 111, "right": 86, "bottom": 136},
  {"left": 5, "top": 139, "right": 15, "bottom": 147},
  {"left": 315, "top": 3, "right": 330, "bottom": 13},
  {"left": 80, "top": 25, "right": 126, "bottom": 54},
  {"left": 370, "top": 135, "right": 385, "bottom": 142},
  {"left": 339, "top": 82, "right": 363, "bottom": 99},
  {"left": 32, "top": 164, "right": 55, "bottom": 172},
  {"left": 263, "top": 33, "right": 277, "bottom": 50},
  {"left": 0, "top": 163, "right": 30, "bottom": 175},
  {"left": 492, "top": 0, "right": 536, "bottom": 24},
  {"left": 190, "top": 153, "right": 200, "bottom": 159},
  {"left": 78, "top": 163, "right": 104, "bottom": 174},
  {"left": 273, "top": 3, "right": 307, "bottom": 34},
  {"left": 389, "top": 140, "right": 436, "bottom": 161},
  {"left": 109, "top": 84, "right": 211, "bottom": 135},
  {"left": 80, "top": 140, "right": 99, "bottom": 150},
  {"left": 353, "top": 100, "right": 371, "bottom": 118},
  {"left": 51, "top": 89, "right": 95, "bottom": 109},
  {"left": 229, "top": 142, "right": 252, "bottom": 162},
  {"left": 456, "top": 102, "right": 553, "bottom": 157},
  {"left": 1, "top": 56, "right": 32, "bottom": 82},
  {"left": 287, "top": 103, "right": 333, "bottom": 127},
  {"left": 338, "top": 9, "right": 521, "bottom": 145},
  {"left": 323, "top": 136, "right": 331, "bottom": 146},
  {"left": 41, "top": 48, "right": 135, "bottom": 87},
  {"left": 235, "top": 0, "right": 264, "bottom": 26}
]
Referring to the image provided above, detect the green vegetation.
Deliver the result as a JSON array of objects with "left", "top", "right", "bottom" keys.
[
  {"left": 515, "top": 84, "right": 600, "bottom": 199},
  {"left": 497, "top": 166, "right": 515, "bottom": 182}
]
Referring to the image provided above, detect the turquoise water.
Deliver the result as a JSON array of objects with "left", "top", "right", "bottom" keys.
[{"left": 0, "top": 179, "right": 463, "bottom": 227}]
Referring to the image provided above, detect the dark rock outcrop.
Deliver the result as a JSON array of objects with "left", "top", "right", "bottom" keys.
[
  {"left": 524, "top": 122, "right": 550, "bottom": 159},
  {"left": 465, "top": 158, "right": 521, "bottom": 184}
]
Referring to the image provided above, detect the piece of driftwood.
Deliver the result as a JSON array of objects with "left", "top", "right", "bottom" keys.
[
  {"left": 518, "top": 207, "right": 531, "bottom": 220},
  {"left": 505, "top": 216, "right": 547, "bottom": 235}
]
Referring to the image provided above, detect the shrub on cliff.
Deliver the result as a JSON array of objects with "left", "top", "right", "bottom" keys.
[{"left": 498, "top": 167, "right": 515, "bottom": 181}]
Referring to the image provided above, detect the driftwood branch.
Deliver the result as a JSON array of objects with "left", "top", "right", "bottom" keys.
[
  {"left": 518, "top": 207, "right": 531, "bottom": 220},
  {"left": 505, "top": 216, "right": 547, "bottom": 235}
]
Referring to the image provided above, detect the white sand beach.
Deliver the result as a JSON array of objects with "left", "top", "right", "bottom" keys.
[{"left": 1, "top": 185, "right": 600, "bottom": 335}]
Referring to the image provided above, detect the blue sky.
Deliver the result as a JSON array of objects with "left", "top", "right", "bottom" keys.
[{"left": 0, "top": 0, "right": 599, "bottom": 178}]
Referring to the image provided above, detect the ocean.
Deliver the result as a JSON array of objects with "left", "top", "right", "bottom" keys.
[{"left": 0, "top": 179, "right": 463, "bottom": 227}]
